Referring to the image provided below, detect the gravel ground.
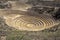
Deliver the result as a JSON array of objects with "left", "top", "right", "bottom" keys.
[
  {"left": 0, "top": 17, "right": 60, "bottom": 40},
  {"left": 0, "top": 0, "right": 60, "bottom": 40}
]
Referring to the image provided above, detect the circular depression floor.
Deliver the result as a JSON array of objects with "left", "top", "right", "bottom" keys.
[{"left": 4, "top": 14, "right": 59, "bottom": 31}]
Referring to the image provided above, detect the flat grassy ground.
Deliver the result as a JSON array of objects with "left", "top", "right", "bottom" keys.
[{"left": 0, "top": 17, "right": 60, "bottom": 40}]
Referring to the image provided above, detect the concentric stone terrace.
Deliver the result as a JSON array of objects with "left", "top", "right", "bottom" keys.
[{"left": 4, "top": 14, "right": 59, "bottom": 31}]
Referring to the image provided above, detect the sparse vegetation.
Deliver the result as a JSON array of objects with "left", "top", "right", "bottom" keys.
[
  {"left": 0, "top": 17, "right": 60, "bottom": 40},
  {"left": 0, "top": 0, "right": 60, "bottom": 40}
]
